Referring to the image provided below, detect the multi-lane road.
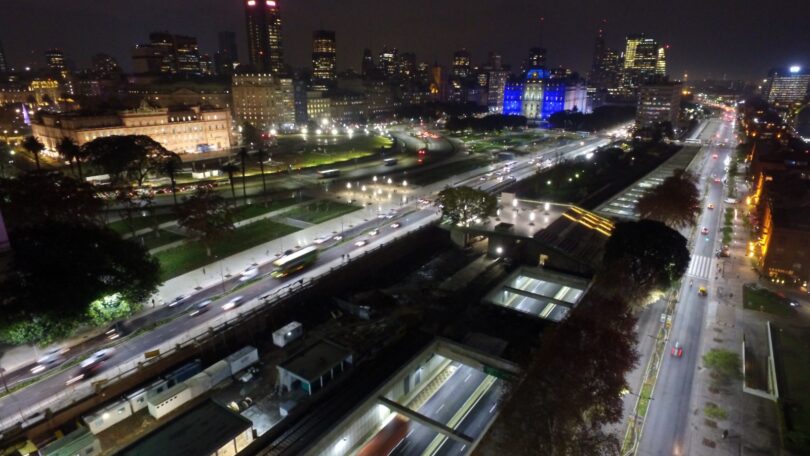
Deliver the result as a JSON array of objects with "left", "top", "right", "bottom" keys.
[
  {"left": 0, "top": 131, "right": 610, "bottom": 433},
  {"left": 636, "top": 115, "right": 738, "bottom": 455}
]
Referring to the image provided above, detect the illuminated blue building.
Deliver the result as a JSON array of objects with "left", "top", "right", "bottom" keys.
[
  {"left": 522, "top": 68, "right": 546, "bottom": 120},
  {"left": 542, "top": 78, "right": 566, "bottom": 119},
  {"left": 503, "top": 80, "right": 524, "bottom": 115}
]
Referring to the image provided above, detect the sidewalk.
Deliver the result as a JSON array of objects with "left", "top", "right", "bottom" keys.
[{"left": 683, "top": 180, "right": 782, "bottom": 455}]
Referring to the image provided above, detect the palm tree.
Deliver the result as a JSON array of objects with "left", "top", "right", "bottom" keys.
[
  {"left": 255, "top": 146, "right": 269, "bottom": 201},
  {"left": 22, "top": 136, "right": 45, "bottom": 170},
  {"left": 237, "top": 147, "right": 250, "bottom": 204},
  {"left": 56, "top": 137, "right": 82, "bottom": 178},
  {"left": 220, "top": 162, "right": 239, "bottom": 200},
  {"left": 161, "top": 153, "right": 183, "bottom": 206}
]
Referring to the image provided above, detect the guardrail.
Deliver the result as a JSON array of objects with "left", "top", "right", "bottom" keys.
[{"left": 0, "top": 219, "right": 437, "bottom": 434}]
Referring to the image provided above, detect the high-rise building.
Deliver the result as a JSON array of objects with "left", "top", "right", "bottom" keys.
[
  {"left": 45, "top": 49, "right": 66, "bottom": 74},
  {"left": 312, "top": 30, "right": 336, "bottom": 83},
  {"left": 0, "top": 41, "right": 8, "bottom": 73},
  {"left": 398, "top": 52, "right": 416, "bottom": 81},
  {"left": 91, "top": 53, "right": 121, "bottom": 78},
  {"left": 764, "top": 66, "right": 810, "bottom": 107},
  {"left": 527, "top": 47, "right": 546, "bottom": 70},
  {"left": 636, "top": 81, "right": 682, "bottom": 129},
  {"left": 215, "top": 31, "right": 238, "bottom": 75},
  {"left": 378, "top": 46, "right": 398, "bottom": 77},
  {"left": 231, "top": 73, "right": 295, "bottom": 130},
  {"left": 361, "top": 49, "right": 375, "bottom": 78},
  {"left": 656, "top": 46, "right": 667, "bottom": 76},
  {"left": 245, "top": 0, "right": 284, "bottom": 74},
  {"left": 622, "top": 34, "right": 663, "bottom": 89},
  {"left": 132, "top": 33, "right": 202, "bottom": 76},
  {"left": 487, "top": 69, "right": 509, "bottom": 113},
  {"left": 452, "top": 49, "right": 471, "bottom": 79},
  {"left": 588, "top": 26, "right": 621, "bottom": 90}
]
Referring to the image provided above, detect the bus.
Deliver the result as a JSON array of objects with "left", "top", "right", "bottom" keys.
[
  {"left": 318, "top": 169, "right": 340, "bottom": 178},
  {"left": 383, "top": 157, "right": 398, "bottom": 166},
  {"left": 271, "top": 246, "right": 319, "bottom": 278}
]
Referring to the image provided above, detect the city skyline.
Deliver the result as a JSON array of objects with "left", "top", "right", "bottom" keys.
[{"left": 1, "top": 0, "right": 809, "bottom": 80}]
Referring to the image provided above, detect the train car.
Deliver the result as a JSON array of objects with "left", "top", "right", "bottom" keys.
[
  {"left": 204, "top": 360, "right": 231, "bottom": 387},
  {"left": 164, "top": 359, "right": 202, "bottom": 387},
  {"left": 357, "top": 416, "right": 409, "bottom": 456},
  {"left": 226, "top": 346, "right": 259, "bottom": 376},
  {"left": 147, "top": 383, "right": 192, "bottom": 420}
]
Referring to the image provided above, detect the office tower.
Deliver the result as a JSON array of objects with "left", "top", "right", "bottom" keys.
[
  {"left": 764, "top": 66, "right": 810, "bottom": 107},
  {"left": 172, "top": 35, "right": 202, "bottom": 75},
  {"left": 231, "top": 73, "right": 295, "bottom": 130},
  {"left": 216, "top": 31, "right": 238, "bottom": 75},
  {"left": 488, "top": 52, "right": 503, "bottom": 71},
  {"left": 312, "top": 30, "right": 336, "bottom": 82},
  {"left": 622, "top": 34, "right": 660, "bottom": 89},
  {"left": 45, "top": 49, "right": 66, "bottom": 74},
  {"left": 397, "top": 52, "right": 416, "bottom": 80},
  {"left": 636, "top": 81, "right": 682, "bottom": 129},
  {"left": 361, "top": 48, "right": 375, "bottom": 78},
  {"left": 452, "top": 49, "right": 471, "bottom": 79},
  {"left": 378, "top": 46, "right": 398, "bottom": 77},
  {"left": 245, "top": 0, "right": 284, "bottom": 73},
  {"left": 132, "top": 33, "right": 202, "bottom": 76},
  {"left": 656, "top": 46, "right": 667, "bottom": 76},
  {"left": 91, "top": 53, "right": 121, "bottom": 78},
  {"left": 0, "top": 41, "right": 8, "bottom": 73}
]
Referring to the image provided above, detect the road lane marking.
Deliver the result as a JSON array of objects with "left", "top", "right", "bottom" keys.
[{"left": 686, "top": 254, "right": 712, "bottom": 279}]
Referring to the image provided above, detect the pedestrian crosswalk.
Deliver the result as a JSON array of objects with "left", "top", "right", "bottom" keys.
[{"left": 686, "top": 254, "right": 712, "bottom": 279}]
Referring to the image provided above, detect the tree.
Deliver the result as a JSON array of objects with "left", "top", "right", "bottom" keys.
[
  {"left": 237, "top": 147, "right": 250, "bottom": 203},
  {"left": 0, "top": 222, "right": 160, "bottom": 345},
  {"left": 478, "top": 296, "right": 638, "bottom": 455},
  {"left": 702, "top": 348, "right": 742, "bottom": 386},
  {"left": 115, "top": 187, "right": 147, "bottom": 238},
  {"left": 0, "top": 171, "right": 104, "bottom": 231},
  {"left": 595, "top": 219, "right": 690, "bottom": 306},
  {"left": 56, "top": 137, "right": 84, "bottom": 178},
  {"left": 241, "top": 122, "right": 263, "bottom": 149},
  {"left": 176, "top": 187, "right": 234, "bottom": 256},
  {"left": 636, "top": 169, "right": 701, "bottom": 229},
  {"left": 161, "top": 152, "right": 183, "bottom": 206},
  {"left": 0, "top": 141, "right": 11, "bottom": 177},
  {"left": 22, "top": 135, "right": 45, "bottom": 170},
  {"left": 82, "top": 135, "right": 173, "bottom": 186},
  {"left": 220, "top": 162, "right": 239, "bottom": 199},
  {"left": 435, "top": 186, "right": 497, "bottom": 226}
]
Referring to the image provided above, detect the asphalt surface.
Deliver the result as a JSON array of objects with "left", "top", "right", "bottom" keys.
[
  {"left": 636, "top": 115, "right": 738, "bottom": 456},
  {"left": 0, "top": 131, "right": 610, "bottom": 431}
]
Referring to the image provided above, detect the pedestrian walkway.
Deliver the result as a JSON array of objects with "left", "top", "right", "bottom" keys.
[{"left": 687, "top": 254, "right": 713, "bottom": 280}]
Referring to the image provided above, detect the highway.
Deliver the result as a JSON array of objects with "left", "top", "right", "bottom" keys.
[
  {"left": 636, "top": 114, "right": 738, "bottom": 455},
  {"left": 0, "top": 131, "right": 610, "bottom": 433}
]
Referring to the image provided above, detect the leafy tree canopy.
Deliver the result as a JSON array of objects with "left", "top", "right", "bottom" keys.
[
  {"left": 0, "top": 171, "right": 104, "bottom": 231},
  {"left": 436, "top": 186, "right": 497, "bottom": 226},
  {"left": 82, "top": 135, "right": 175, "bottom": 186},
  {"left": 176, "top": 187, "right": 234, "bottom": 255},
  {"left": 636, "top": 169, "right": 701, "bottom": 229}
]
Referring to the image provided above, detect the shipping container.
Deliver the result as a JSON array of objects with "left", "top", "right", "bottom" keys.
[
  {"left": 185, "top": 372, "right": 213, "bottom": 398},
  {"left": 83, "top": 398, "right": 133, "bottom": 434},
  {"left": 204, "top": 360, "right": 232, "bottom": 386},
  {"left": 164, "top": 359, "right": 202, "bottom": 387},
  {"left": 273, "top": 322, "right": 304, "bottom": 347},
  {"left": 147, "top": 383, "right": 192, "bottom": 420},
  {"left": 226, "top": 346, "right": 259, "bottom": 375}
]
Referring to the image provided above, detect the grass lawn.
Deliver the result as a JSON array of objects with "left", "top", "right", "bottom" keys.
[
  {"left": 772, "top": 325, "right": 810, "bottom": 453},
  {"left": 277, "top": 135, "right": 393, "bottom": 169},
  {"left": 283, "top": 200, "right": 361, "bottom": 224},
  {"left": 135, "top": 230, "right": 185, "bottom": 250},
  {"left": 742, "top": 284, "right": 795, "bottom": 317},
  {"left": 108, "top": 212, "right": 176, "bottom": 235},
  {"left": 409, "top": 157, "right": 493, "bottom": 186},
  {"left": 231, "top": 197, "right": 309, "bottom": 222},
  {"left": 156, "top": 219, "right": 299, "bottom": 280}
]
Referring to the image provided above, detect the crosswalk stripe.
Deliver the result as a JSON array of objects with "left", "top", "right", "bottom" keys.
[{"left": 686, "top": 255, "right": 712, "bottom": 279}]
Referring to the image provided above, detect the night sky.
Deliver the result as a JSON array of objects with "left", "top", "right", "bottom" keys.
[{"left": 1, "top": 0, "right": 809, "bottom": 81}]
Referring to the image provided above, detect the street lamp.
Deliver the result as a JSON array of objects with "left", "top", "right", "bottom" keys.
[
  {"left": 387, "top": 178, "right": 393, "bottom": 185},
  {"left": 402, "top": 180, "right": 408, "bottom": 187},
  {"left": 373, "top": 175, "right": 377, "bottom": 183}
]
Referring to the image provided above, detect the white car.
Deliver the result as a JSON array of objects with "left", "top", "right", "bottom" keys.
[
  {"left": 368, "top": 229, "right": 380, "bottom": 236},
  {"left": 222, "top": 296, "right": 244, "bottom": 310},
  {"left": 355, "top": 239, "right": 368, "bottom": 247},
  {"left": 168, "top": 294, "right": 189, "bottom": 307},
  {"left": 239, "top": 267, "right": 258, "bottom": 282},
  {"left": 31, "top": 348, "right": 69, "bottom": 373},
  {"left": 391, "top": 222, "right": 401, "bottom": 229},
  {"left": 190, "top": 300, "right": 212, "bottom": 317},
  {"left": 313, "top": 235, "right": 329, "bottom": 245},
  {"left": 80, "top": 348, "right": 115, "bottom": 370},
  {"left": 332, "top": 235, "right": 343, "bottom": 241}
]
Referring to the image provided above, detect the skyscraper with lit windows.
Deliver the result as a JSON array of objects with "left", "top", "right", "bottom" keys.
[
  {"left": 312, "top": 30, "right": 336, "bottom": 83},
  {"left": 245, "top": 0, "right": 284, "bottom": 73},
  {"left": 764, "top": 66, "right": 810, "bottom": 107}
]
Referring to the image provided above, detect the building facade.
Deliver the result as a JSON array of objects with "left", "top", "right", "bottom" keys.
[
  {"left": 635, "top": 82, "right": 682, "bottom": 129},
  {"left": 31, "top": 103, "right": 233, "bottom": 153},
  {"left": 764, "top": 66, "right": 810, "bottom": 108},
  {"left": 231, "top": 73, "right": 295, "bottom": 130},
  {"left": 215, "top": 31, "right": 238, "bottom": 75},
  {"left": 312, "top": 30, "right": 337, "bottom": 84},
  {"left": 132, "top": 33, "right": 202, "bottom": 77},
  {"left": 522, "top": 69, "right": 545, "bottom": 120},
  {"left": 245, "top": 0, "right": 284, "bottom": 73},
  {"left": 622, "top": 34, "right": 665, "bottom": 90}
]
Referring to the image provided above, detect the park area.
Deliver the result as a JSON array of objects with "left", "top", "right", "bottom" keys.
[
  {"left": 771, "top": 324, "right": 810, "bottom": 453},
  {"left": 283, "top": 200, "right": 360, "bottom": 224},
  {"left": 273, "top": 134, "right": 393, "bottom": 169}
]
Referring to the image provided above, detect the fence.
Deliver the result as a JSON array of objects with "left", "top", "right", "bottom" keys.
[{"left": 0, "top": 218, "right": 438, "bottom": 434}]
